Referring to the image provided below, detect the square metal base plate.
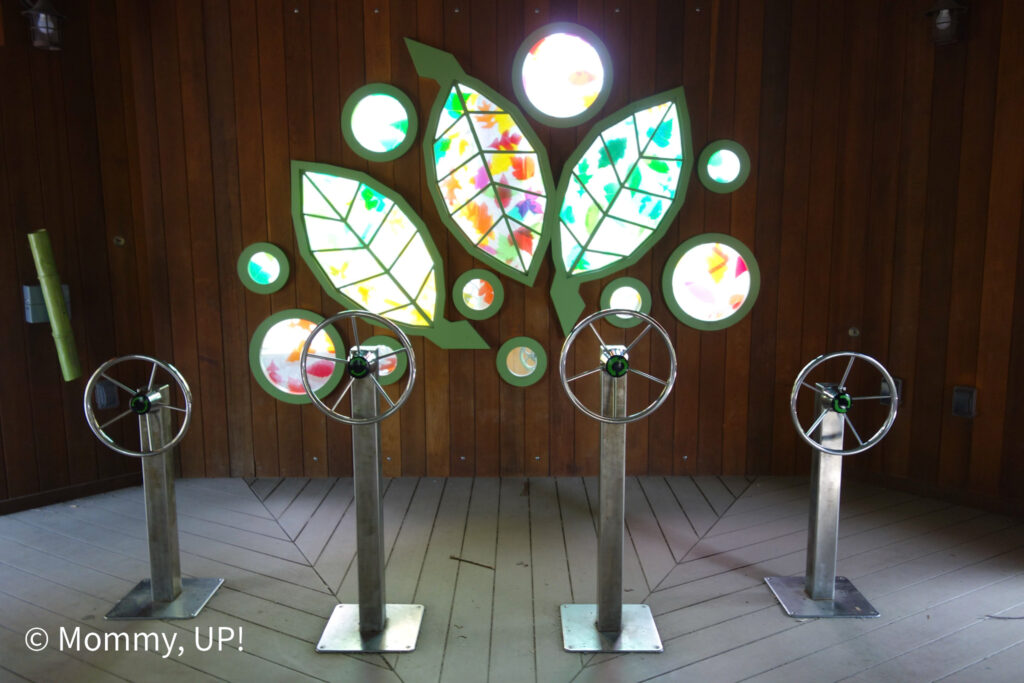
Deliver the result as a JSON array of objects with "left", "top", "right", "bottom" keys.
[
  {"left": 560, "top": 604, "right": 663, "bottom": 653},
  {"left": 316, "top": 604, "right": 424, "bottom": 653},
  {"left": 765, "top": 575, "right": 880, "bottom": 618},
  {"left": 106, "top": 577, "right": 224, "bottom": 620}
]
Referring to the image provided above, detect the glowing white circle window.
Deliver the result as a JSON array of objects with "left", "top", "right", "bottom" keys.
[
  {"left": 259, "top": 318, "right": 337, "bottom": 395},
  {"left": 671, "top": 242, "right": 752, "bottom": 322},
  {"left": 707, "top": 149, "right": 742, "bottom": 184},
  {"left": 248, "top": 251, "right": 281, "bottom": 286},
  {"left": 350, "top": 93, "right": 411, "bottom": 154},
  {"left": 609, "top": 285, "right": 643, "bottom": 320},
  {"left": 520, "top": 32, "right": 605, "bottom": 120}
]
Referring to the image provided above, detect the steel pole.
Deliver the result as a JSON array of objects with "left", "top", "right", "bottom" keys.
[
  {"left": 351, "top": 374, "right": 386, "bottom": 634},
  {"left": 596, "top": 371, "right": 627, "bottom": 633},
  {"left": 140, "top": 386, "right": 182, "bottom": 603},
  {"left": 805, "top": 385, "right": 844, "bottom": 601}
]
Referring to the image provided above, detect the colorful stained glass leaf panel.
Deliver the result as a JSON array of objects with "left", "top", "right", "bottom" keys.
[
  {"left": 559, "top": 98, "right": 685, "bottom": 275},
  {"left": 429, "top": 83, "right": 549, "bottom": 278},
  {"left": 299, "top": 171, "right": 437, "bottom": 326}
]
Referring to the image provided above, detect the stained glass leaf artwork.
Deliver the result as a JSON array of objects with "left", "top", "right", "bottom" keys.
[
  {"left": 548, "top": 87, "right": 693, "bottom": 334},
  {"left": 406, "top": 39, "right": 555, "bottom": 286},
  {"left": 291, "top": 160, "right": 488, "bottom": 350}
]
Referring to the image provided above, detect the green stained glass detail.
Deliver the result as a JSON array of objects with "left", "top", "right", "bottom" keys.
[
  {"left": 549, "top": 88, "right": 694, "bottom": 334},
  {"left": 291, "top": 160, "right": 487, "bottom": 349},
  {"left": 407, "top": 39, "right": 555, "bottom": 286},
  {"left": 237, "top": 242, "right": 290, "bottom": 294}
]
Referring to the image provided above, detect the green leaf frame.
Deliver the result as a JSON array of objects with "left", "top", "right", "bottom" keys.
[
  {"left": 291, "top": 159, "right": 488, "bottom": 349},
  {"left": 407, "top": 38, "right": 556, "bottom": 287},
  {"left": 548, "top": 87, "right": 694, "bottom": 335}
]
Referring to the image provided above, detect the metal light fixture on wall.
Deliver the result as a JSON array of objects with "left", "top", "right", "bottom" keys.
[
  {"left": 925, "top": 0, "right": 968, "bottom": 46},
  {"left": 21, "top": 0, "right": 63, "bottom": 51}
]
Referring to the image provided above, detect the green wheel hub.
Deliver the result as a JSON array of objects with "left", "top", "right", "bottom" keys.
[
  {"left": 348, "top": 354, "right": 372, "bottom": 379},
  {"left": 605, "top": 355, "right": 630, "bottom": 378},
  {"left": 831, "top": 392, "right": 852, "bottom": 414},
  {"left": 130, "top": 393, "right": 151, "bottom": 415}
]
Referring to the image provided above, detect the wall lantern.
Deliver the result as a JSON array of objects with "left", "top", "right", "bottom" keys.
[
  {"left": 925, "top": 0, "right": 968, "bottom": 46},
  {"left": 21, "top": 0, "right": 63, "bottom": 51}
]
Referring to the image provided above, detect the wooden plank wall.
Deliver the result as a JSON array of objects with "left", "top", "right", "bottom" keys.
[{"left": 0, "top": 0, "right": 1022, "bottom": 513}]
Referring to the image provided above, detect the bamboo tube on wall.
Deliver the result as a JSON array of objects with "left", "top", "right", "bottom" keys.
[{"left": 27, "top": 230, "right": 81, "bottom": 381}]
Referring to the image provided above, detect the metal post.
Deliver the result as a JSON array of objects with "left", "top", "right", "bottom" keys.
[
  {"left": 765, "top": 382, "right": 879, "bottom": 617},
  {"left": 316, "top": 356, "right": 424, "bottom": 652},
  {"left": 560, "top": 348, "right": 662, "bottom": 652},
  {"left": 351, "top": 374, "right": 386, "bottom": 634},
  {"left": 106, "top": 383, "right": 223, "bottom": 620},
  {"left": 805, "top": 387, "right": 843, "bottom": 601},
  {"left": 140, "top": 385, "right": 182, "bottom": 603},
  {"left": 597, "top": 371, "right": 626, "bottom": 633}
]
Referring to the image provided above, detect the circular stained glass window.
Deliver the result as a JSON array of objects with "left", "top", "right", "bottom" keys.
[
  {"left": 453, "top": 269, "right": 504, "bottom": 320},
  {"left": 600, "top": 277, "right": 653, "bottom": 329},
  {"left": 697, "top": 140, "right": 751, "bottom": 194},
  {"left": 496, "top": 336, "right": 548, "bottom": 387},
  {"left": 341, "top": 84, "right": 418, "bottom": 162},
  {"left": 237, "top": 242, "right": 290, "bottom": 294},
  {"left": 249, "top": 310, "right": 345, "bottom": 404},
  {"left": 512, "top": 22, "right": 613, "bottom": 128},
  {"left": 361, "top": 335, "right": 409, "bottom": 387},
  {"left": 662, "top": 234, "right": 760, "bottom": 330}
]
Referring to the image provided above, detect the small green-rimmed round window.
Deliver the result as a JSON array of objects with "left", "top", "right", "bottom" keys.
[
  {"left": 600, "top": 277, "right": 653, "bottom": 329},
  {"left": 341, "top": 84, "right": 418, "bottom": 162},
  {"left": 496, "top": 336, "right": 548, "bottom": 387},
  {"left": 361, "top": 335, "right": 408, "bottom": 387},
  {"left": 512, "top": 22, "right": 613, "bottom": 128},
  {"left": 697, "top": 140, "right": 750, "bottom": 194},
  {"left": 238, "top": 243, "right": 290, "bottom": 294},
  {"left": 452, "top": 269, "right": 505, "bottom": 320},
  {"left": 662, "top": 233, "right": 760, "bottom": 331},
  {"left": 249, "top": 309, "right": 345, "bottom": 404}
]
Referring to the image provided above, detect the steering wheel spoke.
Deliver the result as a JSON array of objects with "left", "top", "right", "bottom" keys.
[
  {"left": 631, "top": 368, "right": 668, "bottom": 387},
  {"left": 625, "top": 323, "right": 653, "bottom": 354}
]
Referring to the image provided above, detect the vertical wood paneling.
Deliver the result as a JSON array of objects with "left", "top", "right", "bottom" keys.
[
  {"left": 769, "top": 0, "right": 816, "bottom": 477},
  {"left": 652, "top": 0, "right": 687, "bottom": 478},
  {"left": 968, "top": 0, "right": 1024, "bottom": 496},
  {"left": 746, "top": 0, "right": 791, "bottom": 473},
  {"left": 177, "top": 0, "right": 232, "bottom": 478},
  {"left": 203, "top": 0, "right": 256, "bottom": 478},
  {"left": 1, "top": 0, "right": 1022, "bottom": 513},
  {"left": 934, "top": 0, "right": 1001, "bottom": 489},
  {"left": 721, "top": 0, "right": 762, "bottom": 475}
]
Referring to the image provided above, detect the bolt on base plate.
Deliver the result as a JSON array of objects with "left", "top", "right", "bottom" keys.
[{"left": 560, "top": 604, "right": 663, "bottom": 653}]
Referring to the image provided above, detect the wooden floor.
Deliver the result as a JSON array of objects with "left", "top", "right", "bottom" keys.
[{"left": 1, "top": 476, "right": 1023, "bottom": 682}]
